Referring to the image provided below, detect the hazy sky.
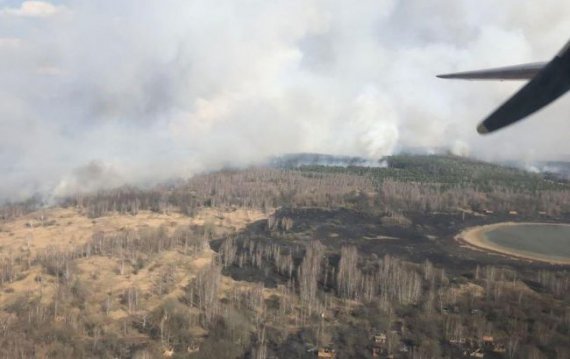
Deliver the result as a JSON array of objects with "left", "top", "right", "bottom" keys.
[{"left": 1, "top": 0, "right": 569, "bottom": 200}]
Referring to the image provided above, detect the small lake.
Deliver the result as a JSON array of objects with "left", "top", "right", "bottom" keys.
[{"left": 482, "top": 223, "right": 570, "bottom": 262}]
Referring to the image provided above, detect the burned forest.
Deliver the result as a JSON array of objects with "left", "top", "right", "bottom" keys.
[{"left": 0, "top": 155, "right": 569, "bottom": 359}]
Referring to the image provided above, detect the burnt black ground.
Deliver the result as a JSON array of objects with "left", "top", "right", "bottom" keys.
[
  {"left": 209, "top": 207, "right": 569, "bottom": 358},
  {"left": 213, "top": 207, "right": 570, "bottom": 286}
]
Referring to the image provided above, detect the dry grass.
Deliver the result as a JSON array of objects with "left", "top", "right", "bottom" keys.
[
  {"left": 0, "top": 208, "right": 189, "bottom": 257},
  {"left": 0, "top": 206, "right": 266, "bottom": 334},
  {"left": 0, "top": 207, "right": 264, "bottom": 258},
  {"left": 448, "top": 282, "right": 484, "bottom": 299}
]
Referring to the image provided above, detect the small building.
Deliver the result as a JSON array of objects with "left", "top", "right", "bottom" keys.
[
  {"left": 372, "top": 333, "right": 388, "bottom": 358},
  {"left": 449, "top": 337, "right": 467, "bottom": 345},
  {"left": 469, "top": 348, "right": 484, "bottom": 358},
  {"left": 187, "top": 343, "right": 200, "bottom": 354},
  {"left": 493, "top": 343, "right": 506, "bottom": 353},
  {"left": 374, "top": 333, "right": 387, "bottom": 345},
  {"left": 317, "top": 347, "right": 336, "bottom": 358}
]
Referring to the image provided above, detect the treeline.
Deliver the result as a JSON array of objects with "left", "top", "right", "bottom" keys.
[
  {"left": 3, "top": 155, "right": 569, "bottom": 221},
  {"left": 304, "top": 154, "right": 568, "bottom": 191},
  {"left": 377, "top": 179, "right": 570, "bottom": 215},
  {"left": 0, "top": 195, "right": 43, "bottom": 220},
  {"left": 57, "top": 157, "right": 570, "bottom": 219},
  {"left": 60, "top": 168, "right": 376, "bottom": 218}
]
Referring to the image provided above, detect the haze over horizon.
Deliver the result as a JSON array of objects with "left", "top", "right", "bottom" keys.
[{"left": 1, "top": 0, "right": 569, "bottom": 201}]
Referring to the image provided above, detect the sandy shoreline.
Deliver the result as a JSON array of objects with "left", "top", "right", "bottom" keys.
[{"left": 456, "top": 222, "right": 570, "bottom": 265}]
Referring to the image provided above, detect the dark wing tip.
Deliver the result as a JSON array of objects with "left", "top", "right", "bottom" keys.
[
  {"left": 476, "top": 123, "right": 490, "bottom": 135},
  {"left": 476, "top": 53, "right": 570, "bottom": 135}
]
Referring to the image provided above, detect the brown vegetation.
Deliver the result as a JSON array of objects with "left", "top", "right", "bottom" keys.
[{"left": 0, "top": 156, "right": 568, "bottom": 358}]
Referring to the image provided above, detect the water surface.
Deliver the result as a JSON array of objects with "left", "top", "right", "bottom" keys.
[{"left": 482, "top": 223, "right": 570, "bottom": 262}]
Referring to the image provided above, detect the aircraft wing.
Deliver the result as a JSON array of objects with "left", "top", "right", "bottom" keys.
[
  {"left": 477, "top": 44, "right": 570, "bottom": 133},
  {"left": 437, "top": 62, "right": 546, "bottom": 80},
  {"left": 438, "top": 39, "right": 570, "bottom": 134}
]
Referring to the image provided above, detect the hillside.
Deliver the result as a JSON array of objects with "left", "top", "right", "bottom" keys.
[{"left": 0, "top": 155, "right": 568, "bottom": 358}]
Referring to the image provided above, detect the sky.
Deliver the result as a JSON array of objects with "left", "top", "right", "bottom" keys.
[{"left": 0, "top": 0, "right": 569, "bottom": 200}]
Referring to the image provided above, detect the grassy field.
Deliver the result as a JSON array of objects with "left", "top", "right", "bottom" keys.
[{"left": 0, "top": 206, "right": 267, "bottom": 357}]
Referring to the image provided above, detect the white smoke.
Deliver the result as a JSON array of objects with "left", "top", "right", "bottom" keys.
[
  {"left": 53, "top": 160, "right": 123, "bottom": 198},
  {"left": 450, "top": 140, "right": 470, "bottom": 158},
  {"left": 0, "top": 0, "right": 569, "bottom": 200}
]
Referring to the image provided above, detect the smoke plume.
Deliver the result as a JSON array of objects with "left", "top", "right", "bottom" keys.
[{"left": 0, "top": 0, "right": 569, "bottom": 200}]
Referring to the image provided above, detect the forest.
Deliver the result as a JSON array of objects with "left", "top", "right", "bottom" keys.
[{"left": 0, "top": 154, "right": 568, "bottom": 358}]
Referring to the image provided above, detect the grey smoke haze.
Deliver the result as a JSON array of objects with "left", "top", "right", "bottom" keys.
[{"left": 0, "top": 0, "right": 569, "bottom": 200}]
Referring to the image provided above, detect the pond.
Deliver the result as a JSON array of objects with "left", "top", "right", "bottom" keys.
[{"left": 460, "top": 223, "right": 570, "bottom": 264}]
